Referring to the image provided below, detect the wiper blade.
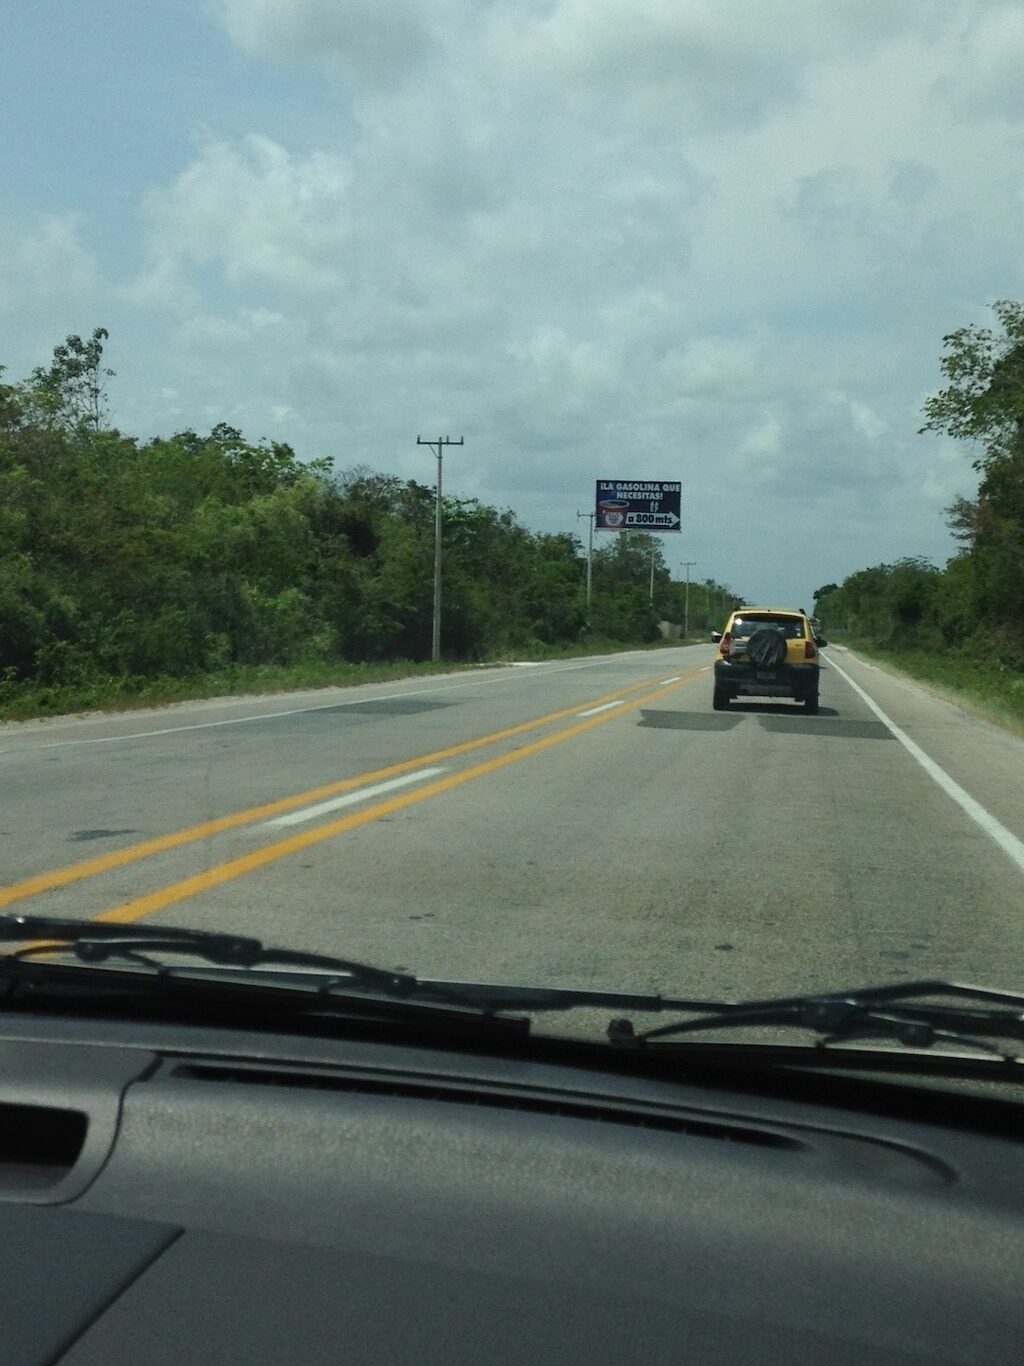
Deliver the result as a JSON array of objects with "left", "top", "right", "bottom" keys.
[
  {"left": 6, "top": 918, "right": 1024, "bottom": 1063},
  {"left": 608, "top": 980, "right": 1024, "bottom": 1062},
  {"left": 0, "top": 914, "right": 702, "bottom": 1016},
  {"left": 0, "top": 913, "right": 423, "bottom": 994}
]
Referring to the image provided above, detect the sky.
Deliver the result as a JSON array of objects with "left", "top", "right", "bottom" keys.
[{"left": 2, "top": 1, "right": 1023, "bottom": 608}]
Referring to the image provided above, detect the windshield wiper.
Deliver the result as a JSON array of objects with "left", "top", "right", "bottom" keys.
[
  {"left": 606, "top": 981, "right": 1024, "bottom": 1062},
  {"left": 0, "top": 913, "right": 417, "bottom": 991},
  {"left": 0, "top": 913, "right": 698, "bottom": 1016},
  {"left": 5, "top": 916, "right": 1024, "bottom": 1063}
]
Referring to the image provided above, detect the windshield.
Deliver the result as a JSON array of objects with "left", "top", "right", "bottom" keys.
[
  {"left": 731, "top": 616, "right": 805, "bottom": 638},
  {"left": 1, "top": 3, "right": 1023, "bottom": 1063}
]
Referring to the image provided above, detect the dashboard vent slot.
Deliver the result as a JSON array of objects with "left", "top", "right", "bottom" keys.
[
  {"left": 173, "top": 1064, "right": 798, "bottom": 1150},
  {"left": 0, "top": 1103, "right": 88, "bottom": 1191}
]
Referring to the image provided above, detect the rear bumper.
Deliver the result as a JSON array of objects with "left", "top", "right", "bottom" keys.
[{"left": 713, "top": 659, "right": 819, "bottom": 699}]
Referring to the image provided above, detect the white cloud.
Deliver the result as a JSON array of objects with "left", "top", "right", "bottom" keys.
[
  {"left": 0, "top": 214, "right": 99, "bottom": 316},
  {"left": 137, "top": 136, "right": 353, "bottom": 296},
  {"left": 938, "top": 3, "right": 1024, "bottom": 123},
  {"left": 7, "top": 1, "right": 1021, "bottom": 604},
  {"left": 217, "top": 0, "right": 447, "bottom": 89},
  {"left": 847, "top": 399, "right": 889, "bottom": 442},
  {"left": 0, "top": 214, "right": 107, "bottom": 378}
]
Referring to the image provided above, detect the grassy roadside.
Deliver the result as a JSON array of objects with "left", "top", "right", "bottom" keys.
[
  {"left": 486, "top": 635, "right": 689, "bottom": 664},
  {"left": 0, "top": 636, "right": 694, "bottom": 724},
  {"left": 831, "top": 637, "right": 1024, "bottom": 737}
]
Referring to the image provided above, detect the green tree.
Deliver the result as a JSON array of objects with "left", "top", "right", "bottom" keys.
[
  {"left": 920, "top": 301, "right": 1024, "bottom": 468},
  {"left": 27, "top": 327, "right": 114, "bottom": 432},
  {"left": 921, "top": 299, "right": 1024, "bottom": 650},
  {"left": 2, "top": 329, "right": 694, "bottom": 709}
]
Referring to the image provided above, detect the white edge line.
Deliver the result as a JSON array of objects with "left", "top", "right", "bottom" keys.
[
  {"left": 262, "top": 767, "right": 447, "bottom": 829},
  {"left": 826, "top": 654, "right": 1024, "bottom": 878},
  {"left": 577, "top": 700, "right": 625, "bottom": 718},
  {"left": 6, "top": 692, "right": 457, "bottom": 749},
  {"left": 3, "top": 651, "right": 682, "bottom": 752}
]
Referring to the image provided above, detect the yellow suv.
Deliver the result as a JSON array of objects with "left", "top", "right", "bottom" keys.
[{"left": 711, "top": 608, "right": 825, "bottom": 713}]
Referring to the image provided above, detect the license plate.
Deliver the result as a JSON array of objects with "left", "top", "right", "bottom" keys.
[{"left": 756, "top": 671, "right": 776, "bottom": 681}]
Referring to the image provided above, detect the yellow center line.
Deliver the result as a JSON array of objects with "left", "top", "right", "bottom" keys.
[
  {"left": 0, "top": 665, "right": 704, "bottom": 911},
  {"left": 94, "top": 672, "right": 701, "bottom": 926}
]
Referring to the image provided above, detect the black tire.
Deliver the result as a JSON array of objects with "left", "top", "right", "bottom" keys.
[
  {"left": 747, "top": 627, "right": 787, "bottom": 669},
  {"left": 803, "top": 692, "right": 819, "bottom": 715},
  {"left": 712, "top": 688, "right": 731, "bottom": 711}
]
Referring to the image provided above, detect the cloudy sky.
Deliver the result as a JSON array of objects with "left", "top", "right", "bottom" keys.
[{"left": 3, "top": 1, "right": 1023, "bottom": 607}]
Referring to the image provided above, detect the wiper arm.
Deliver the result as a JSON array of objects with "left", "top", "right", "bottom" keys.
[
  {"left": 7, "top": 918, "right": 1024, "bottom": 1062},
  {"left": 0, "top": 913, "right": 418, "bottom": 995},
  {"left": 0, "top": 914, "right": 709, "bottom": 1016},
  {"left": 609, "top": 981, "right": 1024, "bottom": 1061}
]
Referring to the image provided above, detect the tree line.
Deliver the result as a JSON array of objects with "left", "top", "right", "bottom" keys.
[
  {"left": 814, "top": 300, "right": 1024, "bottom": 674},
  {"left": 0, "top": 329, "right": 735, "bottom": 706}
]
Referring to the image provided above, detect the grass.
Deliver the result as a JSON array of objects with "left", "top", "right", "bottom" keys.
[
  {"left": 0, "top": 635, "right": 696, "bottom": 724},
  {"left": 831, "top": 636, "right": 1024, "bottom": 737},
  {"left": 0, "top": 659, "right": 482, "bottom": 723},
  {"left": 486, "top": 635, "right": 689, "bottom": 663}
]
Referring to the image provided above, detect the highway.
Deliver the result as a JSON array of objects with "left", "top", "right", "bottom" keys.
[{"left": 2, "top": 645, "right": 1024, "bottom": 1027}]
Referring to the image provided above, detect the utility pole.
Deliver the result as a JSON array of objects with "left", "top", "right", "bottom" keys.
[
  {"left": 576, "top": 510, "right": 594, "bottom": 608},
  {"left": 680, "top": 561, "right": 696, "bottom": 641},
  {"left": 649, "top": 539, "right": 656, "bottom": 605},
  {"left": 417, "top": 435, "right": 464, "bottom": 662}
]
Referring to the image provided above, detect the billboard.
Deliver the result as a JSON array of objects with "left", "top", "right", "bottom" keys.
[{"left": 595, "top": 479, "right": 681, "bottom": 532}]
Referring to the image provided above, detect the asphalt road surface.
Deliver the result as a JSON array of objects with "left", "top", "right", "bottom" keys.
[{"left": 3, "top": 645, "right": 1024, "bottom": 1032}]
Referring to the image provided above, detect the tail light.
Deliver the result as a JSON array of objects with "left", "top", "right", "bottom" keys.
[
  {"left": 804, "top": 640, "right": 817, "bottom": 660},
  {"left": 719, "top": 633, "right": 731, "bottom": 656}
]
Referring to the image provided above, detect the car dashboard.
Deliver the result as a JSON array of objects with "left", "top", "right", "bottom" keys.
[{"left": 1, "top": 1010, "right": 1022, "bottom": 1365}]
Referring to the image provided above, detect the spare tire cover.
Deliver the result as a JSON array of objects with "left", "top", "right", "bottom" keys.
[{"left": 746, "top": 627, "right": 787, "bottom": 668}]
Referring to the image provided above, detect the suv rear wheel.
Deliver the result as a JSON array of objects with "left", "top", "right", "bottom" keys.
[
  {"left": 803, "top": 692, "right": 819, "bottom": 715},
  {"left": 712, "top": 688, "right": 731, "bottom": 711}
]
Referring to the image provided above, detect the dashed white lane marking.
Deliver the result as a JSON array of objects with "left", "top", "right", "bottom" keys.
[
  {"left": 662, "top": 676, "right": 682, "bottom": 684},
  {"left": 577, "top": 700, "right": 625, "bottom": 718},
  {"left": 827, "top": 654, "right": 1024, "bottom": 879},
  {"left": 260, "top": 768, "right": 447, "bottom": 829}
]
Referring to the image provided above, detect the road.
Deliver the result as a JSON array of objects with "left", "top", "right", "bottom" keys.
[{"left": 2, "top": 645, "right": 1024, "bottom": 1030}]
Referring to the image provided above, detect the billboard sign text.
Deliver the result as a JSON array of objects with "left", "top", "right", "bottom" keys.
[{"left": 595, "top": 479, "right": 681, "bottom": 532}]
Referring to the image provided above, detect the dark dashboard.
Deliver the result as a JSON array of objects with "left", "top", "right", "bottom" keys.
[{"left": 2, "top": 1008, "right": 1022, "bottom": 1365}]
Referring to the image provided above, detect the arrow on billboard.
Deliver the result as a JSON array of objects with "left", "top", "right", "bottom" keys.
[{"left": 625, "top": 511, "right": 681, "bottom": 529}]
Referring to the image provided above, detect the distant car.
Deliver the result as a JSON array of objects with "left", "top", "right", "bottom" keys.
[{"left": 713, "top": 608, "right": 825, "bottom": 713}]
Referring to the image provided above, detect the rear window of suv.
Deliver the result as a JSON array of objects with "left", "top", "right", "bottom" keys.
[{"left": 731, "top": 615, "right": 805, "bottom": 639}]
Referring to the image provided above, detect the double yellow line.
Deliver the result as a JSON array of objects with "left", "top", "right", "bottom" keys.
[{"left": 2, "top": 664, "right": 707, "bottom": 927}]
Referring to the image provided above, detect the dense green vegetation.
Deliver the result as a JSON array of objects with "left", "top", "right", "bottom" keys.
[
  {"left": 815, "top": 300, "right": 1024, "bottom": 724},
  {"left": 0, "top": 330, "right": 735, "bottom": 718}
]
